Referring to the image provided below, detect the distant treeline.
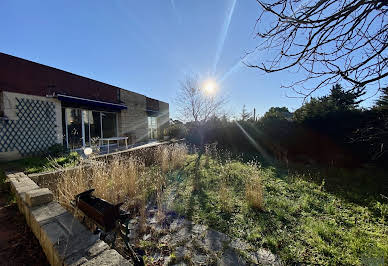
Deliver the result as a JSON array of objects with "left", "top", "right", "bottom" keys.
[{"left": 166, "top": 84, "right": 388, "bottom": 169}]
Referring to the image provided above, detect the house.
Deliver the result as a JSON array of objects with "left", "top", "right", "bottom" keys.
[{"left": 0, "top": 52, "right": 169, "bottom": 161}]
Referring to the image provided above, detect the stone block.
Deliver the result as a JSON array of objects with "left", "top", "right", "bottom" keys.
[
  {"left": 9, "top": 176, "right": 39, "bottom": 195},
  {"left": 40, "top": 212, "right": 100, "bottom": 265},
  {"left": 85, "top": 240, "right": 110, "bottom": 259},
  {"left": 25, "top": 188, "right": 53, "bottom": 207},
  {"left": 16, "top": 192, "right": 26, "bottom": 214},
  {"left": 40, "top": 215, "right": 100, "bottom": 266},
  {"left": 19, "top": 193, "right": 33, "bottom": 226},
  {"left": 65, "top": 240, "right": 110, "bottom": 266},
  {"left": 82, "top": 249, "right": 132, "bottom": 266},
  {"left": 5, "top": 172, "right": 25, "bottom": 178},
  {"left": 29, "top": 202, "right": 68, "bottom": 239}
]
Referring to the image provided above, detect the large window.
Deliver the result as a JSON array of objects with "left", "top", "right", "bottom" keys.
[
  {"left": 66, "top": 109, "right": 83, "bottom": 149},
  {"left": 148, "top": 116, "right": 158, "bottom": 139},
  {"left": 102, "top": 112, "right": 117, "bottom": 138},
  {"left": 90, "top": 111, "right": 102, "bottom": 145},
  {"left": 62, "top": 108, "right": 117, "bottom": 148}
]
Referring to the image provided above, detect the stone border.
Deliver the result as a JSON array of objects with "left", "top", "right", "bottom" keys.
[
  {"left": 28, "top": 139, "right": 184, "bottom": 187},
  {"left": 6, "top": 172, "right": 132, "bottom": 266}
]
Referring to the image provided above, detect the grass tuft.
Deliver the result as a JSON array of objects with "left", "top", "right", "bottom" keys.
[{"left": 245, "top": 174, "right": 264, "bottom": 211}]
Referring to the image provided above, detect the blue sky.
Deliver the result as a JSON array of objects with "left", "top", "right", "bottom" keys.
[{"left": 0, "top": 1, "right": 379, "bottom": 119}]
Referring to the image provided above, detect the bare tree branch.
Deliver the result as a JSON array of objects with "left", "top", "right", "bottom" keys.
[
  {"left": 249, "top": 0, "right": 388, "bottom": 98},
  {"left": 175, "top": 75, "right": 227, "bottom": 123}
]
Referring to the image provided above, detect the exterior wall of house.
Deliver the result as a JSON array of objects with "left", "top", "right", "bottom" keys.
[
  {"left": 118, "top": 89, "right": 148, "bottom": 143},
  {"left": 118, "top": 89, "right": 170, "bottom": 142},
  {"left": 158, "top": 101, "right": 170, "bottom": 137},
  {"left": 0, "top": 53, "right": 169, "bottom": 160},
  {"left": 0, "top": 91, "right": 62, "bottom": 161},
  {"left": 0, "top": 52, "right": 120, "bottom": 103}
]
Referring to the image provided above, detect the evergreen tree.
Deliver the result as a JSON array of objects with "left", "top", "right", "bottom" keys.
[
  {"left": 294, "top": 84, "right": 362, "bottom": 123},
  {"left": 240, "top": 105, "right": 251, "bottom": 121},
  {"left": 376, "top": 87, "right": 388, "bottom": 110},
  {"left": 261, "top": 107, "right": 292, "bottom": 122}
]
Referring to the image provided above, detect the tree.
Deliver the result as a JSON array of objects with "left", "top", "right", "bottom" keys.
[
  {"left": 249, "top": 0, "right": 388, "bottom": 98},
  {"left": 294, "top": 84, "right": 362, "bottom": 123},
  {"left": 175, "top": 75, "right": 226, "bottom": 124},
  {"left": 329, "top": 84, "right": 364, "bottom": 109},
  {"left": 261, "top": 107, "right": 292, "bottom": 122},
  {"left": 240, "top": 105, "right": 251, "bottom": 121},
  {"left": 348, "top": 89, "right": 388, "bottom": 160},
  {"left": 175, "top": 75, "right": 227, "bottom": 147},
  {"left": 352, "top": 87, "right": 388, "bottom": 159},
  {"left": 376, "top": 87, "right": 388, "bottom": 110}
]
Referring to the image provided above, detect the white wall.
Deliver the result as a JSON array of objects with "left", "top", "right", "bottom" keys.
[{"left": 0, "top": 91, "right": 62, "bottom": 161}]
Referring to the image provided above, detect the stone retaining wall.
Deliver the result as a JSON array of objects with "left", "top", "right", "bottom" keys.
[
  {"left": 7, "top": 172, "right": 132, "bottom": 266},
  {"left": 29, "top": 140, "right": 183, "bottom": 188}
]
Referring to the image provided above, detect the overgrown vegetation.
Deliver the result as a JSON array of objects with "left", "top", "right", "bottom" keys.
[
  {"left": 0, "top": 151, "right": 80, "bottom": 175},
  {"left": 172, "top": 154, "right": 388, "bottom": 265},
  {"left": 55, "top": 144, "right": 188, "bottom": 215},
  {"left": 165, "top": 84, "right": 388, "bottom": 199},
  {"left": 51, "top": 143, "right": 387, "bottom": 265}
]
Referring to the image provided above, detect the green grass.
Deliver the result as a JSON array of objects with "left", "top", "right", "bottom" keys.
[
  {"left": 170, "top": 154, "right": 388, "bottom": 265},
  {"left": 0, "top": 152, "right": 80, "bottom": 175},
  {"left": 0, "top": 151, "right": 80, "bottom": 205}
]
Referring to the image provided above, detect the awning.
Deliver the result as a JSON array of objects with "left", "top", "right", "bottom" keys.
[{"left": 55, "top": 94, "right": 127, "bottom": 110}]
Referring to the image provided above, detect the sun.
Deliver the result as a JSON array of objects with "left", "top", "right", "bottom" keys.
[{"left": 202, "top": 79, "right": 218, "bottom": 95}]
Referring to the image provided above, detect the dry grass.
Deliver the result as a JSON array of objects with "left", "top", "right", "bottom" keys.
[
  {"left": 55, "top": 143, "right": 188, "bottom": 217},
  {"left": 219, "top": 182, "right": 234, "bottom": 213},
  {"left": 245, "top": 174, "right": 264, "bottom": 211},
  {"left": 156, "top": 144, "right": 188, "bottom": 173}
]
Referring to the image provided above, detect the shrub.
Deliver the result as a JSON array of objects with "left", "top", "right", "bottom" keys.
[
  {"left": 45, "top": 144, "right": 68, "bottom": 157},
  {"left": 164, "top": 124, "right": 187, "bottom": 139}
]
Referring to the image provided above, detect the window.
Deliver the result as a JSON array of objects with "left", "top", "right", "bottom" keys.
[
  {"left": 66, "top": 108, "right": 83, "bottom": 149},
  {"left": 89, "top": 111, "right": 102, "bottom": 145},
  {"left": 62, "top": 108, "right": 117, "bottom": 148},
  {"left": 102, "top": 112, "right": 117, "bottom": 138},
  {"left": 148, "top": 116, "right": 158, "bottom": 139}
]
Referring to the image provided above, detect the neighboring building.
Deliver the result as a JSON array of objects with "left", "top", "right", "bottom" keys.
[{"left": 0, "top": 52, "right": 169, "bottom": 160}]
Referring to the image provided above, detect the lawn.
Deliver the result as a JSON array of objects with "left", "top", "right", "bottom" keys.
[{"left": 170, "top": 154, "right": 387, "bottom": 265}]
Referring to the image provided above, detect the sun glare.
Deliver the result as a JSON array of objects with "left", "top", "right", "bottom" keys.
[{"left": 202, "top": 79, "right": 218, "bottom": 95}]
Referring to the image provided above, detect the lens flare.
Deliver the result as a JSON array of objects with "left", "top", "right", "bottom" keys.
[{"left": 202, "top": 79, "right": 218, "bottom": 95}]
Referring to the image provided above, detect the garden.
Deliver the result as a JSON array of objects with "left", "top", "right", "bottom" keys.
[{"left": 40, "top": 143, "right": 388, "bottom": 265}]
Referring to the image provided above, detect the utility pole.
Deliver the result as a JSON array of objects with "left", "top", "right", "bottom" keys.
[{"left": 253, "top": 108, "right": 256, "bottom": 121}]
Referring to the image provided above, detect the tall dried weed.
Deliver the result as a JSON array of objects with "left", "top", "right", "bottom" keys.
[
  {"left": 245, "top": 173, "right": 264, "bottom": 211},
  {"left": 55, "top": 143, "right": 187, "bottom": 217}
]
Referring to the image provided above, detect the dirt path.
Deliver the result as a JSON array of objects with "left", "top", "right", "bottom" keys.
[{"left": 0, "top": 191, "right": 49, "bottom": 266}]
